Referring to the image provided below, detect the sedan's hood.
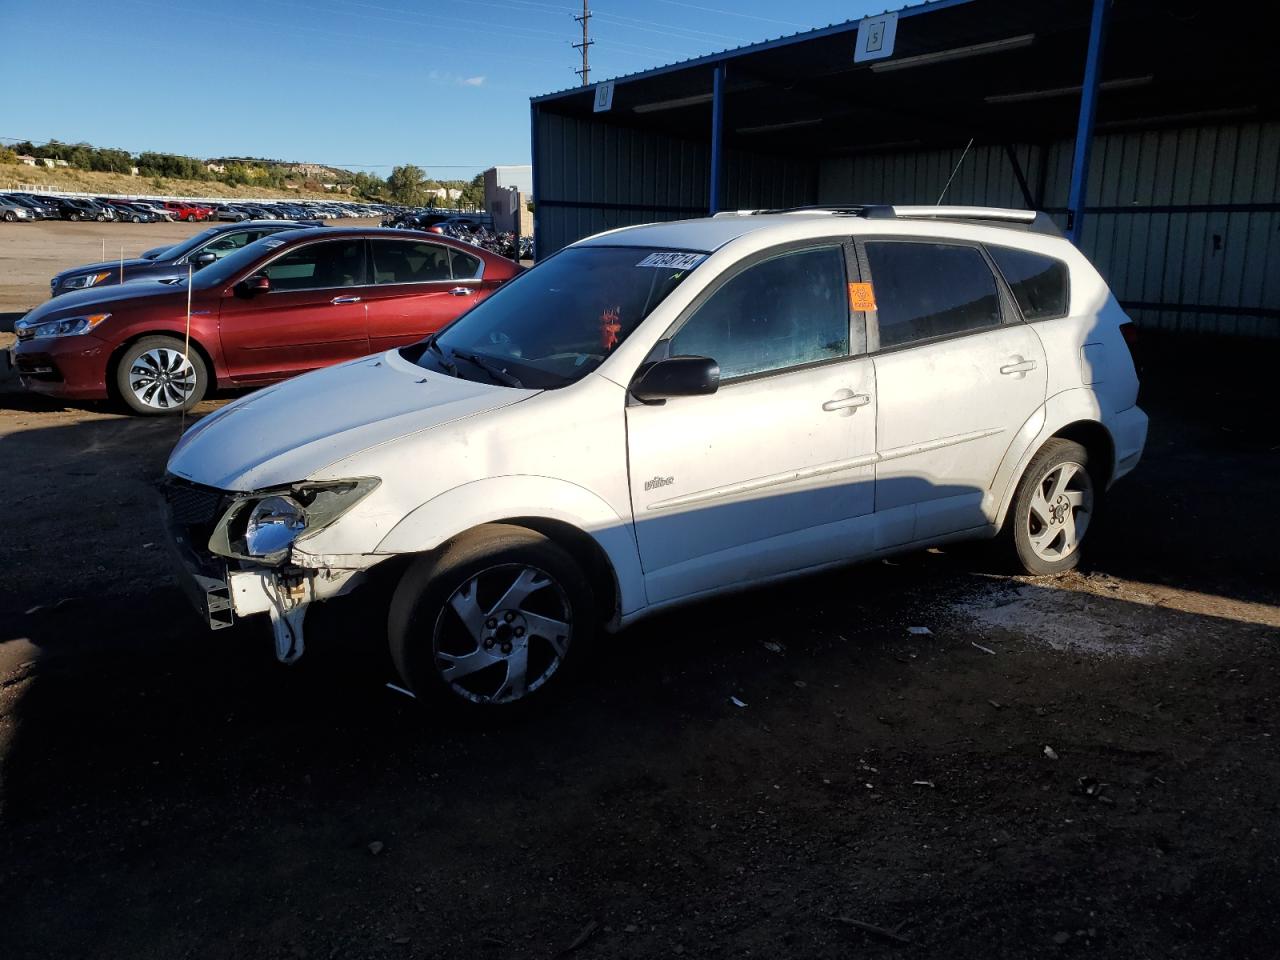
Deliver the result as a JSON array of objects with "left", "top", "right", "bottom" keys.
[
  {"left": 22, "top": 281, "right": 186, "bottom": 321},
  {"left": 167, "top": 349, "right": 539, "bottom": 491},
  {"left": 56, "top": 257, "right": 155, "bottom": 281}
]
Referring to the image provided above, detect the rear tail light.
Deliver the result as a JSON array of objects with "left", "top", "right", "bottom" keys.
[{"left": 1119, "top": 321, "right": 1140, "bottom": 373}]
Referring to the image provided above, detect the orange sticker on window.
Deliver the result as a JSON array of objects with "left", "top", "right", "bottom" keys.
[{"left": 848, "top": 282, "right": 877, "bottom": 312}]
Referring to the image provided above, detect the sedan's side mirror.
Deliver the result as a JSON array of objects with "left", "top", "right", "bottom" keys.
[
  {"left": 237, "top": 273, "right": 271, "bottom": 297},
  {"left": 630, "top": 355, "right": 720, "bottom": 403},
  {"left": 191, "top": 251, "right": 218, "bottom": 268}
]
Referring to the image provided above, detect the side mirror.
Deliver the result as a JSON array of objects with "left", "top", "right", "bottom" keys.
[
  {"left": 237, "top": 274, "right": 271, "bottom": 297},
  {"left": 192, "top": 251, "right": 218, "bottom": 268},
  {"left": 630, "top": 355, "right": 720, "bottom": 403}
]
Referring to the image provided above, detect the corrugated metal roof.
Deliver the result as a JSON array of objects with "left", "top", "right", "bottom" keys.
[{"left": 531, "top": 0, "right": 974, "bottom": 104}]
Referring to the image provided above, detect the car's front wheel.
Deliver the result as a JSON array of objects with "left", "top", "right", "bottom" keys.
[
  {"left": 1006, "top": 438, "right": 1096, "bottom": 575},
  {"left": 114, "top": 335, "right": 208, "bottom": 415},
  {"left": 389, "top": 525, "right": 594, "bottom": 713}
]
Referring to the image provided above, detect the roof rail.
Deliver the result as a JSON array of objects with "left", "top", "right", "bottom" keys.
[{"left": 742, "top": 203, "right": 1062, "bottom": 236}]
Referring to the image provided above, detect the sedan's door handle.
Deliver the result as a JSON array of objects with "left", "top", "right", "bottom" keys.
[
  {"left": 822, "top": 391, "right": 872, "bottom": 414},
  {"left": 331, "top": 295, "right": 361, "bottom": 304},
  {"left": 448, "top": 286, "right": 475, "bottom": 297},
  {"left": 1000, "top": 358, "right": 1037, "bottom": 375}
]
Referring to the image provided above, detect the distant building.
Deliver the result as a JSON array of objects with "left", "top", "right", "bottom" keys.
[
  {"left": 483, "top": 165, "right": 533, "bottom": 235},
  {"left": 15, "top": 154, "right": 38, "bottom": 167}
]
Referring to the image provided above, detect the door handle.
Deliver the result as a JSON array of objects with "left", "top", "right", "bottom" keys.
[
  {"left": 1000, "top": 358, "right": 1037, "bottom": 376},
  {"left": 448, "top": 286, "right": 475, "bottom": 297},
  {"left": 331, "top": 295, "right": 361, "bottom": 304},
  {"left": 822, "top": 391, "right": 872, "bottom": 414}
]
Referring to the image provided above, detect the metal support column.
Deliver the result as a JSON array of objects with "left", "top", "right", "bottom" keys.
[
  {"left": 709, "top": 62, "right": 726, "bottom": 214},
  {"left": 529, "top": 102, "right": 541, "bottom": 261},
  {"left": 1066, "top": 0, "right": 1110, "bottom": 245}
]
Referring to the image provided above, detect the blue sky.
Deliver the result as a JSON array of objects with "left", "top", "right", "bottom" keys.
[{"left": 0, "top": 0, "right": 888, "bottom": 179}]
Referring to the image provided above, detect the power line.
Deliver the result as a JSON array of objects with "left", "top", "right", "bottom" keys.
[{"left": 573, "top": 0, "right": 593, "bottom": 85}]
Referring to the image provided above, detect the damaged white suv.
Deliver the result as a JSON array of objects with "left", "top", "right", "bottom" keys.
[{"left": 162, "top": 205, "right": 1146, "bottom": 710}]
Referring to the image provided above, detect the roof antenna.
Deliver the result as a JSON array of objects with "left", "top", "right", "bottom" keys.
[{"left": 936, "top": 138, "right": 974, "bottom": 205}]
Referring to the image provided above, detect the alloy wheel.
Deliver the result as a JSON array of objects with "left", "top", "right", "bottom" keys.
[
  {"left": 432, "top": 563, "right": 572, "bottom": 705},
  {"left": 127, "top": 347, "right": 197, "bottom": 410},
  {"left": 1025, "top": 460, "right": 1093, "bottom": 563}
]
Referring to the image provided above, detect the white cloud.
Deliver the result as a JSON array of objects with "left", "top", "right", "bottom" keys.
[{"left": 462, "top": 75, "right": 486, "bottom": 87}]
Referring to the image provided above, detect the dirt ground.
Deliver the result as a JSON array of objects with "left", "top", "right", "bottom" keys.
[
  {"left": 0, "top": 334, "right": 1277, "bottom": 959},
  {"left": 0, "top": 217, "right": 379, "bottom": 315}
]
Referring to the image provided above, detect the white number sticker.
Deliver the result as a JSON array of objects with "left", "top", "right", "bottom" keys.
[{"left": 636, "top": 252, "right": 705, "bottom": 270}]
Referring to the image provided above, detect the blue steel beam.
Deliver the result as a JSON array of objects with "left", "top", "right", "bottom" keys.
[
  {"left": 710, "top": 62, "right": 726, "bottom": 214},
  {"left": 1066, "top": 0, "right": 1110, "bottom": 245}
]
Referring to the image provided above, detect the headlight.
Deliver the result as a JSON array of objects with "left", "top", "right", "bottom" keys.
[
  {"left": 208, "top": 478, "right": 381, "bottom": 564},
  {"left": 246, "top": 496, "right": 306, "bottom": 557},
  {"left": 61, "top": 271, "right": 111, "bottom": 290},
  {"left": 15, "top": 313, "right": 111, "bottom": 340}
]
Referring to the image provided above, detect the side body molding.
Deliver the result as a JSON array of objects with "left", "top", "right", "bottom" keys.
[{"left": 374, "top": 475, "right": 647, "bottom": 618}]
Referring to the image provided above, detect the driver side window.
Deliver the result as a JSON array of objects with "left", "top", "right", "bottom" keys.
[
  {"left": 263, "top": 240, "right": 366, "bottom": 291},
  {"left": 669, "top": 246, "right": 851, "bottom": 380}
]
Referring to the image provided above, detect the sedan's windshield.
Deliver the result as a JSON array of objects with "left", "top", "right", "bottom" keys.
[
  {"left": 421, "top": 246, "right": 704, "bottom": 389},
  {"left": 153, "top": 226, "right": 223, "bottom": 262}
]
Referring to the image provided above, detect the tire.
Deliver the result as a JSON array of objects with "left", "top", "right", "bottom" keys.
[
  {"left": 69, "top": 213, "right": 81, "bottom": 222},
  {"left": 96, "top": 214, "right": 106, "bottom": 222},
  {"left": 1004, "top": 438, "right": 1097, "bottom": 576},
  {"left": 186, "top": 213, "right": 196, "bottom": 222},
  {"left": 389, "top": 524, "right": 594, "bottom": 714},
  {"left": 113, "top": 335, "right": 208, "bottom": 415}
]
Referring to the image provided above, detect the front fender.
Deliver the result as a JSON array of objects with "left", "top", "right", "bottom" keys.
[{"left": 375, "top": 475, "right": 646, "bottom": 616}]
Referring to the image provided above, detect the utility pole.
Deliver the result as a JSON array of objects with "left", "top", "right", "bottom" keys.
[{"left": 573, "top": 0, "right": 593, "bottom": 86}]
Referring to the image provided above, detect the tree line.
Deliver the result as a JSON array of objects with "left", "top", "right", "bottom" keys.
[{"left": 2, "top": 141, "right": 486, "bottom": 207}]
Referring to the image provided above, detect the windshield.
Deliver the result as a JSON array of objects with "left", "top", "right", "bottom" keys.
[
  {"left": 154, "top": 226, "right": 223, "bottom": 262},
  {"left": 420, "top": 246, "right": 704, "bottom": 389}
]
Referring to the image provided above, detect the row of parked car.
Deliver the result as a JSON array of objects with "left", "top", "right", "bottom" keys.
[{"left": 0, "top": 192, "right": 386, "bottom": 224}]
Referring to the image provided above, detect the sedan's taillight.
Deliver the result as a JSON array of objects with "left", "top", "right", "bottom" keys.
[{"left": 1119, "top": 321, "right": 1140, "bottom": 373}]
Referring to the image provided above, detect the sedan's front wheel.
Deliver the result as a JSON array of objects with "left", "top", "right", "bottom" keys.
[
  {"left": 114, "top": 336, "right": 208, "bottom": 415},
  {"left": 389, "top": 525, "right": 594, "bottom": 713}
]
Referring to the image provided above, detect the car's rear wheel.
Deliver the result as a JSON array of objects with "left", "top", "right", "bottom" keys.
[
  {"left": 69, "top": 213, "right": 80, "bottom": 222},
  {"left": 2, "top": 211, "right": 14, "bottom": 222},
  {"left": 132, "top": 215, "right": 143, "bottom": 223},
  {"left": 389, "top": 525, "right": 594, "bottom": 714},
  {"left": 1005, "top": 438, "right": 1096, "bottom": 576},
  {"left": 114, "top": 336, "right": 208, "bottom": 415}
]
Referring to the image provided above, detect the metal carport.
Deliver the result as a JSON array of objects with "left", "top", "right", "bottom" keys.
[{"left": 531, "top": 0, "right": 1279, "bottom": 337}]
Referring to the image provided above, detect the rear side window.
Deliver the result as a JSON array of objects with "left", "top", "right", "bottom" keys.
[
  {"left": 450, "top": 248, "right": 483, "bottom": 280},
  {"left": 987, "top": 246, "right": 1070, "bottom": 320},
  {"left": 864, "top": 241, "right": 1001, "bottom": 349},
  {"left": 371, "top": 240, "right": 452, "bottom": 284}
]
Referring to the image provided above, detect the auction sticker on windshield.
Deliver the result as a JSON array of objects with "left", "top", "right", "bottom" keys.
[{"left": 636, "top": 252, "right": 706, "bottom": 270}]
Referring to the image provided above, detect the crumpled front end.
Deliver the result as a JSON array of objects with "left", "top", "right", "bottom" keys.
[{"left": 158, "top": 476, "right": 389, "bottom": 664}]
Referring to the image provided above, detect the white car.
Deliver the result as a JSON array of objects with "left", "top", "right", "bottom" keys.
[{"left": 161, "top": 205, "right": 1147, "bottom": 711}]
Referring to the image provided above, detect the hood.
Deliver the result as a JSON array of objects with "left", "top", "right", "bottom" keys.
[
  {"left": 22, "top": 280, "right": 187, "bottom": 322},
  {"left": 55, "top": 257, "right": 155, "bottom": 281},
  {"left": 167, "top": 348, "right": 539, "bottom": 491}
]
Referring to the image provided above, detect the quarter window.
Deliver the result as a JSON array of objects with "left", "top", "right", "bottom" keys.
[
  {"left": 670, "top": 246, "right": 850, "bottom": 380},
  {"left": 262, "top": 240, "right": 365, "bottom": 291},
  {"left": 864, "top": 241, "right": 1002, "bottom": 349},
  {"left": 371, "top": 241, "right": 452, "bottom": 284},
  {"left": 450, "top": 248, "right": 483, "bottom": 280},
  {"left": 987, "top": 245, "right": 1070, "bottom": 320}
]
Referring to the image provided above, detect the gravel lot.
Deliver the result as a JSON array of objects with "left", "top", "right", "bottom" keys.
[
  {"left": 0, "top": 217, "right": 378, "bottom": 315},
  {"left": 0, "top": 314, "right": 1276, "bottom": 956}
]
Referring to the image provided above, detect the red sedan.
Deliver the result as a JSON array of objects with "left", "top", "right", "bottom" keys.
[
  {"left": 163, "top": 201, "right": 213, "bottom": 222},
  {"left": 11, "top": 228, "right": 521, "bottom": 414}
]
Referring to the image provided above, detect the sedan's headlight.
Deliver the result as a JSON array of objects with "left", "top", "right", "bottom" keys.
[
  {"left": 208, "top": 478, "right": 381, "bottom": 564},
  {"left": 15, "top": 313, "right": 111, "bottom": 340},
  {"left": 61, "top": 271, "right": 111, "bottom": 290}
]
